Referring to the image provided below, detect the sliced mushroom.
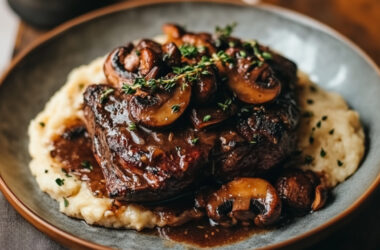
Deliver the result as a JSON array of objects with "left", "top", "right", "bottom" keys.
[
  {"left": 227, "top": 64, "right": 281, "bottom": 104},
  {"left": 138, "top": 47, "right": 161, "bottom": 75},
  {"left": 205, "top": 178, "right": 282, "bottom": 227},
  {"left": 104, "top": 40, "right": 164, "bottom": 87},
  {"left": 104, "top": 44, "right": 138, "bottom": 86},
  {"left": 162, "top": 42, "right": 181, "bottom": 67},
  {"left": 128, "top": 83, "right": 191, "bottom": 128},
  {"left": 275, "top": 169, "right": 328, "bottom": 214},
  {"left": 162, "top": 23, "right": 185, "bottom": 42}
]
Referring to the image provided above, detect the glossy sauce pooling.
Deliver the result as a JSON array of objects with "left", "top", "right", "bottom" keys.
[
  {"left": 50, "top": 118, "right": 106, "bottom": 197},
  {"left": 153, "top": 218, "right": 267, "bottom": 248}
]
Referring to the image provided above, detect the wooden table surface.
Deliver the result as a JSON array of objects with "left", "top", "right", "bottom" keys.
[{"left": 10, "top": 0, "right": 380, "bottom": 249}]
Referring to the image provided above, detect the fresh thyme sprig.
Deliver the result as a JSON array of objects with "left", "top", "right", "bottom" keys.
[{"left": 122, "top": 51, "right": 234, "bottom": 94}]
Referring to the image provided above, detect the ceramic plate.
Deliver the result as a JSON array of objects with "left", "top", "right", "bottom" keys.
[{"left": 0, "top": 0, "right": 379, "bottom": 249}]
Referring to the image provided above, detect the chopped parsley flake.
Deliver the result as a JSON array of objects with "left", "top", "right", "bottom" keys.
[
  {"left": 239, "top": 50, "right": 247, "bottom": 58},
  {"left": 171, "top": 104, "right": 180, "bottom": 113},
  {"left": 81, "top": 161, "right": 93, "bottom": 170},
  {"left": 55, "top": 178, "right": 65, "bottom": 186},
  {"left": 262, "top": 52, "right": 272, "bottom": 60},
  {"left": 316, "top": 121, "right": 322, "bottom": 128},
  {"left": 63, "top": 197, "right": 69, "bottom": 207},
  {"left": 329, "top": 129, "right": 335, "bottom": 135},
  {"left": 61, "top": 168, "right": 71, "bottom": 177},
  {"left": 128, "top": 122, "right": 137, "bottom": 131},
  {"left": 135, "top": 50, "right": 141, "bottom": 56},
  {"left": 307, "top": 99, "right": 314, "bottom": 105},
  {"left": 39, "top": 122, "right": 45, "bottom": 127},
  {"left": 44, "top": 169, "right": 48, "bottom": 173},
  {"left": 191, "top": 137, "right": 199, "bottom": 145},
  {"left": 217, "top": 98, "right": 232, "bottom": 111},
  {"left": 309, "top": 136, "right": 314, "bottom": 144},
  {"left": 304, "top": 155, "right": 314, "bottom": 165},
  {"left": 100, "top": 88, "right": 114, "bottom": 104},
  {"left": 337, "top": 160, "right": 344, "bottom": 166},
  {"left": 203, "top": 115, "right": 212, "bottom": 122},
  {"left": 309, "top": 85, "right": 317, "bottom": 92},
  {"left": 322, "top": 115, "right": 328, "bottom": 121},
  {"left": 320, "top": 148, "right": 327, "bottom": 158},
  {"left": 215, "top": 22, "right": 237, "bottom": 38},
  {"left": 302, "top": 111, "right": 314, "bottom": 118}
]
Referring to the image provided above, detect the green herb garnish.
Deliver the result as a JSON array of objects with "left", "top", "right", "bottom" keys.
[
  {"left": 55, "top": 178, "right": 65, "bottom": 186},
  {"left": 320, "top": 148, "right": 327, "bottom": 158},
  {"left": 61, "top": 168, "right": 72, "bottom": 178},
  {"left": 100, "top": 88, "right": 114, "bottom": 104},
  {"left": 39, "top": 122, "right": 45, "bottom": 127},
  {"left": 81, "top": 161, "right": 93, "bottom": 170},
  {"left": 337, "top": 160, "right": 344, "bottom": 166},
  {"left": 217, "top": 98, "right": 232, "bottom": 111},
  {"left": 329, "top": 129, "right": 335, "bottom": 135},
  {"left": 191, "top": 137, "right": 199, "bottom": 145},
  {"left": 215, "top": 22, "right": 237, "bottom": 38},
  {"left": 128, "top": 122, "right": 137, "bottom": 131},
  {"left": 304, "top": 155, "right": 314, "bottom": 165},
  {"left": 302, "top": 111, "right": 314, "bottom": 118},
  {"left": 171, "top": 104, "right": 180, "bottom": 113},
  {"left": 203, "top": 115, "right": 212, "bottom": 122},
  {"left": 63, "top": 197, "right": 69, "bottom": 207},
  {"left": 307, "top": 99, "right": 314, "bottom": 105},
  {"left": 322, "top": 115, "right": 328, "bottom": 121},
  {"left": 179, "top": 44, "right": 198, "bottom": 58},
  {"left": 309, "top": 136, "right": 314, "bottom": 144}
]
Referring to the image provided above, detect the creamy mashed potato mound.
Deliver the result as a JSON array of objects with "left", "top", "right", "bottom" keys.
[
  {"left": 296, "top": 72, "right": 365, "bottom": 187},
  {"left": 28, "top": 57, "right": 365, "bottom": 230}
]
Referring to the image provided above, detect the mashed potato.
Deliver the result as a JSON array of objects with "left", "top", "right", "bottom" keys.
[
  {"left": 297, "top": 72, "right": 365, "bottom": 187},
  {"left": 28, "top": 56, "right": 365, "bottom": 230}
]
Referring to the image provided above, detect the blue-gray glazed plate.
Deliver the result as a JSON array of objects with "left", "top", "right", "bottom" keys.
[{"left": 0, "top": 0, "right": 379, "bottom": 249}]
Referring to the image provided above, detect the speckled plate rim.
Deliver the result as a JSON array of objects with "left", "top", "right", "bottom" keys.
[{"left": 0, "top": 0, "right": 379, "bottom": 249}]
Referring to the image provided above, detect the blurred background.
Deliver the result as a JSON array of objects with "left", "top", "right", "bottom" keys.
[
  {"left": 0, "top": 0, "right": 379, "bottom": 249},
  {"left": 1, "top": 0, "right": 379, "bottom": 73}
]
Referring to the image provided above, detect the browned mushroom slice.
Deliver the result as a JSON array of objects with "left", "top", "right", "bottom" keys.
[
  {"left": 227, "top": 64, "right": 281, "bottom": 104},
  {"left": 104, "top": 44, "right": 138, "bottom": 86},
  {"left": 162, "top": 23, "right": 186, "bottom": 43},
  {"left": 205, "top": 178, "right": 282, "bottom": 227},
  {"left": 311, "top": 184, "right": 328, "bottom": 211},
  {"left": 129, "top": 83, "right": 191, "bottom": 128},
  {"left": 138, "top": 47, "right": 161, "bottom": 76},
  {"left": 275, "top": 169, "right": 328, "bottom": 214},
  {"left": 162, "top": 42, "right": 181, "bottom": 67}
]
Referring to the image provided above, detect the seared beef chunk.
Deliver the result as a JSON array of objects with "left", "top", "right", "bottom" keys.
[
  {"left": 83, "top": 85, "right": 215, "bottom": 202},
  {"left": 83, "top": 24, "right": 300, "bottom": 202}
]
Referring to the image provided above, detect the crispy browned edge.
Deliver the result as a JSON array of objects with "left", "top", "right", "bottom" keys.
[{"left": 0, "top": 0, "right": 379, "bottom": 249}]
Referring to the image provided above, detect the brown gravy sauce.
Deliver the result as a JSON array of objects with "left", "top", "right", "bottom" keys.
[
  {"left": 146, "top": 219, "right": 268, "bottom": 247},
  {"left": 50, "top": 118, "right": 106, "bottom": 197},
  {"left": 50, "top": 120, "right": 272, "bottom": 247}
]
